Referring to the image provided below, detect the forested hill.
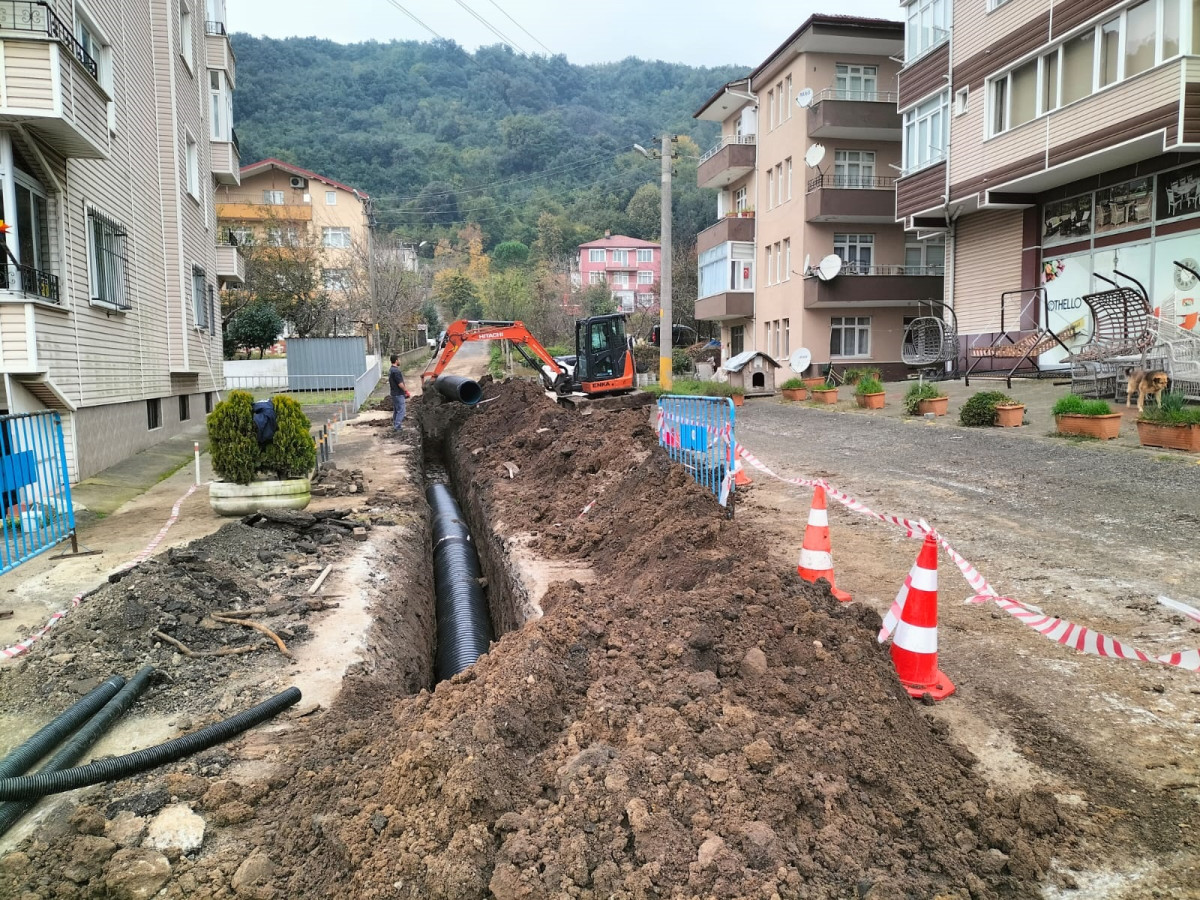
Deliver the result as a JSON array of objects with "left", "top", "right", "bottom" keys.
[{"left": 230, "top": 35, "right": 746, "bottom": 252}]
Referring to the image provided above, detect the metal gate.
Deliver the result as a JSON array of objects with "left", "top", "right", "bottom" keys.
[
  {"left": 655, "top": 395, "right": 736, "bottom": 506},
  {"left": 0, "top": 411, "right": 77, "bottom": 575}
]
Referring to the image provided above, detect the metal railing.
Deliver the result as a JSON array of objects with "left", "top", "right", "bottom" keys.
[
  {"left": 0, "top": 262, "right": 60, "bottom": 303},
  {"left": 839, "top": 263, "right": 945, "bottom": 276},
  {"left": 204, "top": 19, "right": 227, "bottom": 35},
  {"left": 231, "top": 128, "right": 240, "bottom": 163},
  {"left": 811, "top": 88, "right": 899, "bottom": 104},
  {"left": 656, "top": 395, "right": 736, "bottom": 509},
  {"left": 806, "top": 173, "right": 897, "bottom": 192},
  {"left": 1, "top": 410, "right": 77, "bottom": 576},
  {"left": 353, "top": 358, "right": 381, "bottom": 413},
  {"left": 699, "top": 133, "right": 757, "bottom": 164},
  {"left": 0, "top": 2, "right": 100, "bottom": 79}
]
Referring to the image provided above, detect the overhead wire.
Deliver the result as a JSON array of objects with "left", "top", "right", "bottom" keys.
[
  {"left": 484, "top": 0, "right": 553, "bottom": 55},
  {"left": 452, "top": 0, "right": 526, "bottom": 54},
  {"left": 381, "top": 0, "right": 445, "bottom": 39}
]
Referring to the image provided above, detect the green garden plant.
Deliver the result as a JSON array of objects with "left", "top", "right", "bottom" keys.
[
  {"left": 1052, "top": 395, "right": 1114, "bottom": 417},
  {"left": 903, "top": 381, "right": 944, "bottom": 416},
  {"left": 1138, "top": 392, "right": 1200, "bottom": 425},
  {"left": 854, "top": 375, "right": 885, "bottom": 396},
  {"left": 959, "top": 390, "right": 1017, "bottom": 426},
  {"left": 780, "top": 377, "right": 806, "bottom": 391},
  {"left": 260, "top": 395, "right": 318, "bottom": 478},
  {"left": 206, "top": 391, "right": 260, "bottom": 485},
  {"left": 843, "top": 367, "right": 882, "bottom": 386}
]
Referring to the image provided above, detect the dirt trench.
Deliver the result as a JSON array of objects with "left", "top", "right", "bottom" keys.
[{"left": 0, "top": 382, "right": 1080, "bottom": 899}]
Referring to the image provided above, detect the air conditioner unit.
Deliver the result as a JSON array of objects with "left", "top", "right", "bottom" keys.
[{"left": 289, "top": 176, "right": 307, "bottom": 189}]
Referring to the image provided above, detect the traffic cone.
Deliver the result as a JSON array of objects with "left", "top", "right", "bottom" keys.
[
  {"left": 797, "top": 486, "right": 851, "bottom": 602},
  {"left": 890, "top": 533, "right": 955, "bottom": 701},
  {"left": 733, "top": 457, "right": 752, "bottom": 486}
]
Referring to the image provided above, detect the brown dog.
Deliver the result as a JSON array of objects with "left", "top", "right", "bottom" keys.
[{"left": 1126, "top": 369, "right": 1169, "bottom": 411}]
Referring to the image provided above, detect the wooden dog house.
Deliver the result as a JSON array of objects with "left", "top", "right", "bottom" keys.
[{"left": 722, "top": 350, "right": 780, "bottom": 397}]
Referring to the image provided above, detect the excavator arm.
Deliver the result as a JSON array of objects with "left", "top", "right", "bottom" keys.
[{"left": 422, "top": 320, "right": 572, "bottom": 394}]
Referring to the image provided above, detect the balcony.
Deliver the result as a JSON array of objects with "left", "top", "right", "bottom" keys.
[
  {"left": 0, "top": 262, "right": 59, "bottom": 303},
  {"left": 215, "top": 193, "right": 310, "bottom": 221},
  {"left": 0, "top": 2, "right": 108, "bottom": 158},
  {"left": 696, "top": 290, "right": 754, "bottom": 321},
  {"left": 211, "top": 129, "right": 240, "bottom": 185},
  {"left": 807, "top": 88, "right": 901, "bottom": 141},
  {"left": 696, "top": 215, "right": 755, "bottom": 253},
  {"left": 805, "top": 174, "right": 897, "bottom": 223},
  {"left": 205, "top": 19, "right": 236, "bottom": 86},
  {"left": 215, "top": 244, "right": 245, "bottom": 285},
  {"left": 803, "top": 265, "right": 943, "bottom": 308},
  {"left": 697, "top": 135, "right": 756, "bottom": 189}
]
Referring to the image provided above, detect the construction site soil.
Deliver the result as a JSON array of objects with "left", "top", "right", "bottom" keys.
[{"left": 0, "top": 381, "right": 1083, "bottom": 899}]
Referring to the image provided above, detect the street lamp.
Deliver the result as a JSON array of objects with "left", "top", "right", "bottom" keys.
[{"left": 634, "top": 138, "right": 676, "bottom": 391}]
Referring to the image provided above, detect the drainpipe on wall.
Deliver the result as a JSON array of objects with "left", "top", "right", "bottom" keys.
[{"left": 942, "top": 22, "right": 955, "bottom": 373}]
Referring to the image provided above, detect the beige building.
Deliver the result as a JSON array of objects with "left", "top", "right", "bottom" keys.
[
  {"left": 896, "top": 0, "right": 1200, "bottom": 374},
  {"left": 0, "top": 0, "right": 237, "bottom": 481},
  {"left": 215, "top": 158, "right": 375, "bottom": 330},
  {"left": 694, "top": 15, "right": 944, "bottom": 379}
]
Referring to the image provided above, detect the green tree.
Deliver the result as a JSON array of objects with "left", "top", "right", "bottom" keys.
[
  {"left": 433, "top": 270, "right": 483, "bottom": 319},
  {"left": 492, "top": 240, "right": 530, "bottom": 269},
  {"left": 625, "top": 183, "right": 661, "bottom": 241},
  {"left": 577, "top": 282, "right": 617, "bottom": 317},
  {"left": 226, "top": 302, "right": 283, "bottom": 359}
]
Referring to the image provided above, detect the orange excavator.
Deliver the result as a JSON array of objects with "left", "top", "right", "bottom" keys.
[{"left": 422, "top": 314, "right": 636, "bottom": 398}]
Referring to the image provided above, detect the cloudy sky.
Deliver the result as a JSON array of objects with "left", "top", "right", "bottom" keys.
[{"left": 229, "top": 0, "right": 903, "bottom": 68}]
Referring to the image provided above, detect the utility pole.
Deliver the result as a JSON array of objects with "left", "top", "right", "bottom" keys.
[{"left": 659, "top": 133, "right": 673, "bottom": 391}]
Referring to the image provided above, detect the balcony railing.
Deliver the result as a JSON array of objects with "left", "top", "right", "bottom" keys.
[
  {"left": 806, "top": 173, "right": 897, "bottom": 192},
  {"left": 699, "top": 133, "right": 756, "bottom": 164},
  {"left": 811, "top": 88, "right": 899, "bottom": 104},
  {"left": 0, "top": 261, "right": 60, "bottom": 303},
  {"left": 231, "top": 127, "right": 240, "bottom": 161},
  {"left": 839, "top": 263, "right": 945, "bottom": 276},
  {"left": 205, "top": 19, "right": 227, "bottom": 35},
  {"left": 0, "top": 1, "right": 98, "bottom": 79}
]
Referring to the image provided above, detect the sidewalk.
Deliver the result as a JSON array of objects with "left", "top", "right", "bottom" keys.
[{"left": 73, "top": 425, "right": 209, "bottom": 518}]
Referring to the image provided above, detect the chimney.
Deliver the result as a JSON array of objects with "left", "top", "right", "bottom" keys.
[{"left": 604, "top": 229, "right": 611, "bottom": 238}]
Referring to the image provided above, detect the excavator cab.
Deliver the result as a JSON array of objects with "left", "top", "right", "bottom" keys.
[{"left": 574, "top": 314, "right": 634, "bottom": 395}]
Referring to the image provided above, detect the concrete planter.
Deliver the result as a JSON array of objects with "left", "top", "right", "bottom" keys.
[
  {"left": 1056, "top": 413, "right": 1121, "bottom": 440},
  {"left": 781, "top": 388, "right": 807, "bottom": 401},
  {"left": 994, "top": 404, "right": 1025, "bottom": 427},
  {"left": 1136, "top": 420, "right": 1200, "bottom": 452},
  {"left": 856, "top": 392, "right": 886, "bottom": 410},
  {"left": 209, "top": 477, "right": 312, "bottom": 517},
  {"left": 811, "top": 388, "right": 839, "bottom": 405}
]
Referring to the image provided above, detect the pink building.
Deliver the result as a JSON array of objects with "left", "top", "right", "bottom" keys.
[{"left": 576, "top": 233, "right": 661, "bottom": 313}]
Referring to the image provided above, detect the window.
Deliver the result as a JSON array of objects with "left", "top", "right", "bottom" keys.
[
  {"left": 1043, "top": 50, "right": 1060, "bottom": 112},
  {"left": 834, "top": 150, "right": 876, "bottom": 188},
  {"left": 179, "top": 395, "right": 191, "bottom": 422},
  {"left": 205, "top": 391, "right": 214, "bottom": 414},
  {"left": 1125, "top": 0, "right": 1156, "bottom": 77},
  {"left": 1098, "top": 16, "right": 1121, "bottom": 87},
  {"left": 767, "top": 169, "right": 774, "bottom": 209},
  {"left": 990, "top": 57, "right": 1038, "bottom": 134},
  {"left": 730, "top": 325, "right": 744, "bottom": 357},
  {"left": 323, "top": 268, "right": 350, "bottom": 291},
  {"left": 765, "top": 321, "right": 772, "bottom": 357},
  {"left": 905, "top": 0, "right": 949, "bottom": 61},
  {"left": 835, "top": 63, "right": 878, "bottom": 100},
  {"left": 180, "top": 2, "right": 193, "bottom": 67},
  {"left": 589, "top": 270, "right": 604, "bottom": 284},
  {"left": 147, "top": 398, "right": 162, "bottom": 430},
  {"left": 786, "top": 75, "right": 793, "bottom": 117},
  {"left": 209, "top": 70, "right": 233, "bottom": 141},
  {"left": 776, "top": 163, "right": 784, "bottom": 205},
  {"left": 87, "top": 207, "right": 130, "bottom": 310},
  {"left": 263, "top": 190, "right": 285, "bottom": 205},
  {"left": 830, "top": 316, "right": 871, "bottom": 358},
  {"left": 267, "top": 227, "right": 298, "bottom": 246},
  {"left": 987, "top": 0, "right": 1011, "bottom": 9},
  {"left": 955, "top": 87, "right": 970, "bottom": 115},
  {"left": 734, "top": 186, "right": 748, "bottom": 211},
  {"left": 786, "top": 158, "right": 793, "bottom": 200},
  {"left": 588, "top": 248, "right": 605, "bottom": 263},
  {"left": 637, "top": 248, "right": 653, "bottom": 263},
  {"left": 767, "top": 89, "right": 775, "bottom": 129},
  {"left": 638, "top": 270, "right": 654, "bottom": 284},
  {"left": 185, "top": 134, "right": 199, "bottom": 198},
  {"left": 10, "top": 163, "right": 52, "bottom": 286},
  {"left": 904, "top": 239, "right": 946, "bottom": 273},
  {"left": 782, "top": 318, "right": 790, "bottom": 356},
  {"left": 192, "top": 265, "right": 208, "bottom": 328},
  {"left": 322, "top": 227, "right": 351, "bottom": 248},
  {"left": 698, "top": 241, "right": 754, "bottom": 297},
  {"left": 765, "top": 244, "right": 774, "bottom": 285},
  {"left": 326, "top": 191, "right": 337, "bottom": 206},
  {"left": 612, "top": 249, "right": 629, "bottom": 266},
  {"left": 776, "top": 81, "right": 783, "bottom": 124},
  {"left": 1164, "top": 0, "right": 1180, "bottom": 59},
  {"left": 228, "top": 225, "right": 254, "bottom": 245},
  {"left": 76, "top": 6, "right": 114, "bottom": 125},
  {"left": 903, "top": 91, "right": 948, "bottom": 173},
  {"left": 613, "top": 272, "right": 629, "bottom": 287},
  {"left": 636, "top": 293, "right": 655, "bottom": 308},
  {"left": 834, "top": 234, "right": 874, "bottom": 272},
  {"left": 1061, "top": 29, "right": 1095, "bottom": 105},
  {"left": 774, "top": 320, "right": 781, "bottom": 358},
  {"left": 784, "top": 238, "right": 791, "bottom": 281}
]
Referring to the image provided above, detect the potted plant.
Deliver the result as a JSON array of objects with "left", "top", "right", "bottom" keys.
[
  {"left": 730, "top": 384, "right": 746, "bottom": 407},
  {"left": 810, "top": 378, "right": 839, "bottom": 404},
  {"left": 959, "top": 390, "right": 1023, "bottom": 427},
  {"left": 207, "top": 390, "right": 318, "bottom": 516},
  {"left": 1135, "top": 392, "right": 1200, "bottom": 451},
  {"left": 854, "top": 375, "right": 886, "bottom": 409},
  {"left": 739, "top": 207, "right": 755, "bottom": 218},
  {"left": 780, "top": 377, "right": 807, "bottom": 401},
  {"left": 1052, "top": 394, "right": 1122, "bottom": 440},
  {"left": 904, "top": 381, "right": 948, "bottom": 416},
  {"left": 843, "top": 367, "right": 882, "bottom": 387}
]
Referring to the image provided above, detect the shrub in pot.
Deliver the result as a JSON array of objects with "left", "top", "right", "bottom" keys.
[
  {"left": 959, "top": 390, "right": 1022, "bottom": 427},
  {"left": 904, "top": 382, "right": 948, "bottom": 416},
  {"left": 1052, "top": 395, "right": 1122, "bottom": 440},
  {"left": 1135, "top": 392, "right": 1200, "bottom": 451},
  {"left": 843, "top": 367, "right": 882, "bottom": 387},
  {"left": 854, "top": 375, "right": 886, "bottom": 409},
  {"left": 810, "top": 378, "right": 838, "bottom": 404},
  {"left": 780, "top": 377, "right": 807, "bottom": 401}
]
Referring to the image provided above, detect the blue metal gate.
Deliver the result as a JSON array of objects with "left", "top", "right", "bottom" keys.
[
  {"left": 0, "top": 411, "right": 77, "bottom": 575},
  {"left": 655, "top": 395, "right": 736, "bottom": 506}
]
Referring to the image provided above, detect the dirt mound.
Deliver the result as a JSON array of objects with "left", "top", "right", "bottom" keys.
[{"left": 312, "top": 463, "right": 367, "bottom": 497}]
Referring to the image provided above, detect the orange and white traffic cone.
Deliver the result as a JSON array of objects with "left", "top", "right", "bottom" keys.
[
  {"left": 890, "top": 533, "right": 955, "bottom": 701},
  {"left": 733, "top": 457, "right": 752, "bottom": 486},
  {"left": 797, "top": 486, "right": 851, "bottom": 602}
]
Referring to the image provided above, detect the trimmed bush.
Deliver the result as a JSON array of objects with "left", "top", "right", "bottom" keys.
[
  {"left": 632, "top": 343, "right": 659, "bottom": 375},
  {"left": 206, "top": 390, "right": 259, "bottom": 485},
  {"left": 959, "top": 390, "right": 1017, "bottom": 427},
  {"left": 260, "top": 395, "right": 317, "bottom": 478}
]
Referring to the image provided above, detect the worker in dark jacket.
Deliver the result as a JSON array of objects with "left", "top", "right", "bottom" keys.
[{"left": 389, "top": 355, "right": 410, "bottom": 430}]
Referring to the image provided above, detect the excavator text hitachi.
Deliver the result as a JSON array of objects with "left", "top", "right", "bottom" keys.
[{"left": 422, "top": 314, "right": 637, "bottom": 398}]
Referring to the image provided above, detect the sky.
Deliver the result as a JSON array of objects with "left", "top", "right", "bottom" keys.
[{"left": 229, "top": 0, "right": 904, "bottom": 68}]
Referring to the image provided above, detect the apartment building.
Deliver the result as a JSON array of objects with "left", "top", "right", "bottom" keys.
[
  {"left": 576, "top": 233, "right": 662, "bottom": 313},
  {"left": 0, "top": 0, "right": 236, "bottom": 481},
  {"left": 215, "top": 158, "right": 374, "bottom": 330},
  {"left": 694, "top": 15, "right": 944, "bottom": 378},
  {"left": 896, "top": 0, "right": 1200, "bottom": 368}
]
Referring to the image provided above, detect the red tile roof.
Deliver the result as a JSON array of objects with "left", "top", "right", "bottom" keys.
[
  {"left": 240, "top": 158, "right": 371, "bottom": 201},
  {"left": 577, "top": 234, "right": 661, "bottom": 250}
]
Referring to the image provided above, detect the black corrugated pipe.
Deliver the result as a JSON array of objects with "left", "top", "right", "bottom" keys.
[
  {"left": 0, "top": 675, "right": 126, "bottom": 779},
  {"left": 0, "top": 667, "right": 153, "bottom": 837},
  {"left": 426, "top": 484, "right": 493, "bottom": 680},
  {"left": 0, "top": 687, "right": 300, "bottom": 806},
  {"left": 434, "top": 375, "right": 482, "bottom": 407}
]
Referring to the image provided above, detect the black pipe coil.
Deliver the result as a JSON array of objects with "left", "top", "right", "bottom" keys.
[
  {"left": 0, "top": 667, "right": 154, "bottom": 837},
  {"left": 0, "top": 686, "right": 301, "bottom": 803},
  {"left": 426, "top": 484, "right": 493, "bottom": 680},
  {"left": 434, "top": 375, "right": 482, "bottom": 407},
  {"left": 0, "top": 675, "right": 126, "bottom": 779}
]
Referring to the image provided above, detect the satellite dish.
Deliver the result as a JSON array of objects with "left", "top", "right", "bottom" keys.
[
  {"left": 804, "top": 143, "right": 826, "bottom": 169},
  {"left": 816, "top": 254, "right": 843, "bottom": 281},
  {"left": 802, "top": 254, "right": 812, "bottom": 276},
  {"left": 789, "top": 348, "right": 813, "bottom": 373},
  {"left": 796, "top": 88, "right": 814, "bottom": 108}
]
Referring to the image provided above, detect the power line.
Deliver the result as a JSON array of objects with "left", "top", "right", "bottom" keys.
[
  {"left": 452, "top": 0, "right": 526, "bottom": 54},
  {"left": 485, "top": 0, "right": 553, "bottom": 55},
  {"left": 381, "top": 0, "right": 444, "bottom": 40}
]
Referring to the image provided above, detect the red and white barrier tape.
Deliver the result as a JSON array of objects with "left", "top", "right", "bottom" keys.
[{"left": 2, "top": 483, "right": 203, "bottom": 660}]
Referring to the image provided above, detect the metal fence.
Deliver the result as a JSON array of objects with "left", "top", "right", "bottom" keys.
[
  {"left": 655, "top": 395, "right": 736, "bottom": 508},
  {"left": 354, "top": 357, "right": 382, "bottom": 412},
  {"left": 0, "top": 411, "right": 76, "bottom": 576},
  {"left": 286, "top": 337, "right": 368, "bottom": 390}
]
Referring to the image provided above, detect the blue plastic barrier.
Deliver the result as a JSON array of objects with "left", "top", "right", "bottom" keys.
[
  {"left": 655, "top": 395, "right": 736, "bottom": 506},
  {"left": 0, "top": 411, "right": 77, "bottom": 575}
]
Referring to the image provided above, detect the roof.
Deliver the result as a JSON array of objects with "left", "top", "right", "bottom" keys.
[
  {"left": 577, "top": 234, "right": 661, "bottom": 250},
  {"left": 722, "top": 350, "right": 781, "bottom": 373},
  {"left": 749, "top": 14, "right": 903, "bottom": 83},
  {"left": 694, "top": 77, "right": 752, "bottom": 121},
  {"left": 240, "top": 158, "right": 371, "bottom": 202}
]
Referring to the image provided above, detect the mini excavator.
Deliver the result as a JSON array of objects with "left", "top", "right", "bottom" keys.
[{"left": 422, "top": 314, "right": 637, "bottom": 399}]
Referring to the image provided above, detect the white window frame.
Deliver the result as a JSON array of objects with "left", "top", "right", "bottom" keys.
[
  {"left": 834, "top": 150, "right": 877, "bottom": 188},
  {"left": 637, "top": 269, "right": 654, "bottom": 284},
  {"left": 784, "top": 238, "right": 791, "bottom": 281},
  {"left": 185, "top": 132, "right": 199, "bottom": 199},
  {"left": 322, "top": 226, "right": 351, "bottom": 249},
  {"left": 263, "top": 190, "right": 285, "bottom": 205},
  {"left": 786, "top": 75, "right": 793, "bottom": 117},
  {"left": 192, "top": 265, "right": 208, "bottom": 329},
  {"left": 955, "top": 87, "right": 969, "bottom": 115},
  {"left": 905, "top": 0, "right": 950, "bottom": 62},
  {"left": 766, "top": 168, "right": 775, "bottom": 209},
  {"left": 786, "top": 157, "right": 793, "bottom": 200},
  {"left": 765, "top": 244, "right": 774, "bottom": 286},
  {"left": 228, "top": 225, "right": 254, "bottom": 245},
  {"left": 902, "top": 91, "right": 948, "bottom": 173},
  {"left": 179, "top": 0, "right": 194, "bottom": 71},
  {"left": 588, "top": 270, "right": 604, "bottom": 284},
  {"left": 767, "top": 89, "right": 775, "bottom": 130},
  {"left": 325, "top": 191, "right": 337, "bottom": 206},
  {"left": 734, "top": 186, "right": 748, "bottom": 211},
  {"left": 833, "top": 233, "right": 875, "bottom": 273},
  {"left": 776, "top": 162, "right": 784, "bottom": 205},
  {"left": 637, "top": 248, "right": 653, "bottom": 263},
  {"left": 588, "top": 248, "right": 605, "bottom": 263},
  {"left": 835, "top": 63, "right": 879, "bottom": 100},
  {"left": 75, "top": 3, "right": 115, "bottom": 129},
  {"left": 830, "top": 316, "right": 872, "bottom": 359},
  {"left": 612, "top": 248, "right": 629, "bottom": 265},
  {"left": 209, "top": 69, "right": 233, "bottom": 141},
  {"left": 782, "top": 318, "right": 791, "bottom": 356},
  {"left": 613, "top": 271, "right": 629, "bottom": 287},
  {"left": 322, "top": 267, "right": 350, "bottom": 292},
  {"left": 86, "top": 205, "right": 130, "bottom": 312}
]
